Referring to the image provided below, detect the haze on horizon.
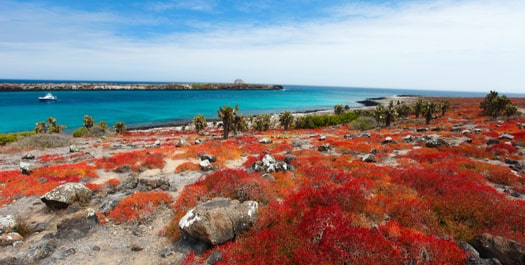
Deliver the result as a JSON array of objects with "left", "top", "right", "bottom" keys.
[{"left": 1, "top": 0, "right": 524, "bottom": 94}]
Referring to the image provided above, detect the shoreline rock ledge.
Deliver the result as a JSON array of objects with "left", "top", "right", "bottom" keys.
[{"left": 179, "top": 198, "right": 258, "bottom": 245}]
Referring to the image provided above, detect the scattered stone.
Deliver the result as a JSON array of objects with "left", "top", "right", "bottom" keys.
[
  {"left": 69, "top": 144, "right": 79, "bottom": 153},
  {"left": 200, "top": 159, "right": 214, "bottom": 172},
  {"left": 505, "top": 159, "right": 519, "bottom": 165},
  {"left": 284, "top": 155, "right": 296, "bottom": 164},
  {"left": 519, "top": 123, "right": 525, "bottom": 129},
  {"left": 462, "top": 129, "right": 472, "bottom": 134},
  {"left": 92, "top": 246, "right": 101, "bottom": 251},
  {"left": 471, "top": 233, "right": 525, "bottom": 265},
  {"left": 499, "top": 133, "right": 515, "bottom": 140},
  {"left": 511, "top": 192, "right": 521, "bottom": 198},
  {"left": 416, "top": 128, "right": 428, "bottom": 132},
  {"left": 194, "top": 139, "right": 203, "bottom": 145},
  {"left": 261, "top": 173, "right": 276, "bottom": 182},
  {"left": 343, "top": 134, "right": 352, "bottom": 139},
  {"left": 114, "top": 164, "right": 132, "bottom": 173},
  {"left": 487, "top": 139, "right": 500, "bottom": 146},
  {"left": 19, "top": 161, "right": 35, "bottom": 175},
  {"left": 451, "top": 126, "right": 462, "bottom": 132},
  {"left": 362, "top": 154, "right": 377, "bottom": 163},
  {"left": 138, "top": 176, "right": 170, "bottom": 191},
  {"left": 474, "top": 128, "right": 483, "bottom": 134},
  {"left": 198, "top": 153, "right": 217, "bottom": 163},
  {"left": 319, "top": 135, "right": 326, "bottom": 141},
  {"left": 0, "top": 215, "right": 16, "bottom": 234},
  {"left": 176, "top": 137, "right": 190, "bottom": 147},
  {"left": 426, "top": 140, "right": 439, "bottom": 148},
  {"left": 41, "top": 183, "right": 92, "bottom": 209},
  {"left": 179, "top": 198, "right": 258, "bottom": 245},
  {"left": 154, "top": 139, "right": 161, "bottom": 147},
  {"left": 130, "top": 244, "right": 144, "bottom": 252},
  {"left": 383, "top": 137, "right": 393, "bottom": 143},
  {"left": 361, "top": 133, "right": 371, "bottom": 138},
  {"left": 21, "top": 153, "right": 35, "bottom": 160},
  {"left": 432, "top": 126, "right": 445, "bottom": 132},
  {"left": 403, "top": 135, "right": 415, "bottom": 143},
  {"left": 0, "top": 232, "right": 23, "bottom": 246},
  {"left": 317, "top": 144, "right": 332, "bottom": 152},
  {"left": 259, "top": 138, "right": 272, "bottom": 144}
]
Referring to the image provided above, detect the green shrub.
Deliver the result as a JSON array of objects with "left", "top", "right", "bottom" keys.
[
  {"left": 294, "top": 112, "right": 357, "bottom": 129},
  {"left": 73, "top": 127, "right": 89, "bottom": 138},
  {"left": 350, "top": 116, "right": 378, "bottom": 131},
  {"left": 0, "top": 131, "right": 34, "bottom": 145}
]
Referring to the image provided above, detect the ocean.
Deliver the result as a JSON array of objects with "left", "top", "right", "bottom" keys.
[{"left": 0, "top": 81, "right": 522, "bottom": 133}]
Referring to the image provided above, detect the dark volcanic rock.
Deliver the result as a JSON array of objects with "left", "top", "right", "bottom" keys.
[{"left": 471, "top": 233, "right": 525, "bottom": 265}]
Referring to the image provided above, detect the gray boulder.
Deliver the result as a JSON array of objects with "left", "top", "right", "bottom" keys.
[
  {"left": 471, "top": 233, "right": 525, "bottom": 265},
  {"left": 20, "top": 161, "right": 35, "bottom": 175},
  {"left": 499, "top": 134, "right": 515, "bottom": 140},
  {"left": 41, "top": 183, "right": 92, "bottom": 209},
  {"left": 179, "top": 198, "right": 258, "bottom": 245}
]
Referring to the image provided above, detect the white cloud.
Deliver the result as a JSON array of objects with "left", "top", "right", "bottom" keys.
[{"left": 1, "top": 0, "right": 524, "bottom": 93}]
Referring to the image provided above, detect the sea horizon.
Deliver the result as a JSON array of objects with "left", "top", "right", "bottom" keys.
[{"left": 1, "top": 80, "right": 524, "bottom": 134}]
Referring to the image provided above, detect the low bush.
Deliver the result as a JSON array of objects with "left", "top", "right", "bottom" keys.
[
  {"left": 349, "top": 116, "right": 378, "bottom": 131},
  {"left": 0, "top": 131, "right": 34, "bottom": 145},
  {"left": 7, "top": 133, "right": 73, "bottom": 149}
]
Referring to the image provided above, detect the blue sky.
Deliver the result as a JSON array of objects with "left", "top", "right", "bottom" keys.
[{"left": 1, "top": 0, "right": 524, "bottom": 93}]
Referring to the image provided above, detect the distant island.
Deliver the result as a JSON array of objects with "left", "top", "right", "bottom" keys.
[{"left": 0, "top": 80, "right": 284, "bottom": 91}]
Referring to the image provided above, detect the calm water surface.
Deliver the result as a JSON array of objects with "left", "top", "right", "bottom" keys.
[{"left": 0, "top": 84, "right": 518, "bottom": 133}]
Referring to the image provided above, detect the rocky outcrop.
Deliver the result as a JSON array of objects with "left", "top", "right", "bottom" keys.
[
  {"left": 179, "top": 198, "right": 258, "bottom": 245},
  {"left": 41, "top": 183, "right": 92, "bottom": 209},
  {"left": 251, "top": 153, "right": 291, "bottom": 173},
  {"left": 0, "top": 232, "right": 23, "bottom": 246},
  {"left": 471, "top": 233, "right": 525, "bottom": 265}
]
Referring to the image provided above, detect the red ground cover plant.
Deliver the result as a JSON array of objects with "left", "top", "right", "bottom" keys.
[
  {"left": 96, "top": 150, "right": 166, "bottom": 172},
  {"left": 175, "top": 161, "right": 201, "bottom": 173},
  {"left": 0, "top": 162, "right": 98, "bottom": 206},
  {"left": 108, "top": 191, "right": 171, "bottom": 223}
]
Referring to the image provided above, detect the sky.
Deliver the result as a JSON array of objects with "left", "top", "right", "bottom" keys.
[{"left": 0, "top": 0, "right": 524, "bottom": 93}]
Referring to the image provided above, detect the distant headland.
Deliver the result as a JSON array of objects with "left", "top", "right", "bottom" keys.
[{"left": 0, "top": 79, "right": 284, "bottom": 91}]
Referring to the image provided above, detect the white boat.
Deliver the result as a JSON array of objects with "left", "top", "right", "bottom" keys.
[{"left": 38, "top": 93, "right": 57, "bottom": 102}]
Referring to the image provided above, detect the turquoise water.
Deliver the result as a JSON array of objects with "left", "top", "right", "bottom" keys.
[{"left": 0, "top": 84, "right": 520, "bottom": 133}]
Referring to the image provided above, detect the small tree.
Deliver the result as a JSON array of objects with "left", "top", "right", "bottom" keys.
[
  {"left": 46, "top": 117, "right": 65, "bottom": 133},
  {"left": 422, "top": 101, "right": 438, "bottom": 125},
  {"left": 83, "top": 115, "right": 94, "bottom": 130},
  {"left": 439, "top": 101, "right": 451, "bottom": 117},
  {"left": 480, "top": 90, "right": 517, "bottom": 118},
  {"left": 334, "top": 104, "right": 345, "bottom": 115},
  {"left": 414, "top": 99, "right": 424, "bottom": 118},
  {"left": 193, "top": 114, "right": 207, "bottom": 133},
  {"left": 395, "top": 102, "right": 412, "bottom": 118},
  {"left": 35, "top": 122, "right": 48, "bottom": 134},
  {"left": 253, "top": 114, "right": 271, "bottom": 131},
  {"left": 279, "top": 110, "right": 294, "bottom": 130},
  {"left": 114, "top": 121, "right": 126, "bottom": 135},
  {"left": 218, "top": 104, "right": 240, "bottom": 139}
]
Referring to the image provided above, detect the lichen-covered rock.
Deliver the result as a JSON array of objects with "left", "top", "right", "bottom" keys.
[
  {"left": 198, "top": 153, "right": 217, "bottom": 163},
  {"left": 362, "top": 154, "right": 377, "bottom": 163},
  {"left": 471, "top": 233, "right": 525, "bottom": 265},
  {"left": 41, "top": 183, "right": 92, "bottom": 209},
  {"left": 179, "top": 198, "right": 258, "bottom": 245},
  {"left": 259, "top": 138, "right": 272, "bottom": 144},
  {"left": 0, "top": 215, "right": 16, "bottom": 234}
]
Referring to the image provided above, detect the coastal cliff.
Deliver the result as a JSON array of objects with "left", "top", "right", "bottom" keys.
[{"left": 0, "top": 82, "right": 284, "bottom": 91}]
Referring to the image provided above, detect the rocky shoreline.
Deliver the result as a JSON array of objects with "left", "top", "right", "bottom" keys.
[{"left": 0, "top": 82, "right": 283, "bottom": 91}]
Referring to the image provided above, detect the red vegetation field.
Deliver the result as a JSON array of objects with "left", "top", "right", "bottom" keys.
[{"left": 1, "top": 96, "right": 524, "bottom": 264}]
